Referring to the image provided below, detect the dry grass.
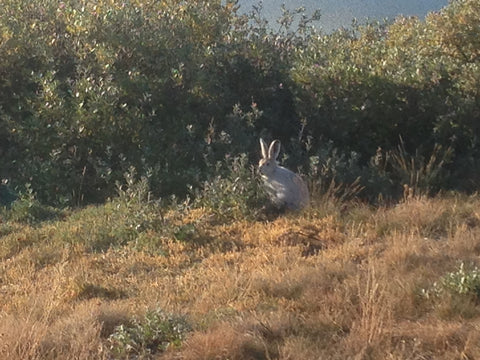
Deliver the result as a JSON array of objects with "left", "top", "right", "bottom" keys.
[{"left": 1, "top": 194, "right": 480, "bottom": 359}]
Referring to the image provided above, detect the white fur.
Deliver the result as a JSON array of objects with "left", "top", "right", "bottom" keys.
[{"left": 258, "top": 138, "right": 309, "bottom": 210}]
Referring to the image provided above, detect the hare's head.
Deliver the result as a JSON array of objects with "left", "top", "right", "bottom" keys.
[{"left": 258, "top": 138, "right": 281, "bottom": 177}]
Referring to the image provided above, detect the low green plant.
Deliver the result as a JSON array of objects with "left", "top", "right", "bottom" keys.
[
  {"left": 421, "top": 262, "right": 480, "bottom": 319},
  {"left": 422, "top": 262, "right": 480, "bottom": 302},
  {"left": 438, "top": 262, "right": 480, "bottom": 299},
  {"left": 59, "top": 168, "right": 167, "bottom": 252},
  {"left": 113, "top": 166, "right": 165, "bottom": 233},
  {"left": 4, "top": 183, "right": 60, "bottom": 224},
  {"left": 193, "top": 154, "right": 268, "bottom": 222},
  {"left": 108, "top": 309, "right": 191, "bottom": 358}
]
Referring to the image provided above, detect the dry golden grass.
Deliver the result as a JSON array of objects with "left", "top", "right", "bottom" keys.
[{"left": 1, "top": 194, "right": 480, "bottom": 359}]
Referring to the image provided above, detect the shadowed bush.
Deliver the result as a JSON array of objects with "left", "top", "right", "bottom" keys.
[{"left": 0, "top": 0, "right": 479, "bottom": 206}]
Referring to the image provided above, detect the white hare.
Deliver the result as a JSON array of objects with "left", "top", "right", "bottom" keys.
[{"left": 258, "top": 138, "right": 309, "bottom": 210}]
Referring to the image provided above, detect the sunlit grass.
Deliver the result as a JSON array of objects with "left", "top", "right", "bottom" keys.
[{"left": 1, "top": 193, "right": 480, "bottom": 359}]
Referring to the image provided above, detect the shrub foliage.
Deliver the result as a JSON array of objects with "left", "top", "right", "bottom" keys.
[{"left": 1, "top": 0, "right": 479, "bottom": 205}]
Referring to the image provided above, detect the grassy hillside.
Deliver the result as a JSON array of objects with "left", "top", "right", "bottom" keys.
[
  {"left": 1, "top": 1, "right": 480, "bottom": 358},
  {"left": 1, "top": 190, "right": 480, "bottom": 359}
]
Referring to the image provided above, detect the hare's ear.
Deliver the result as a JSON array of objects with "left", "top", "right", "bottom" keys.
[
  {"left": 260, "top": 138, "right": 268, "bottom": 158},
  {"left": 269, "top": 140, "right": 281, "bottom": 160}
]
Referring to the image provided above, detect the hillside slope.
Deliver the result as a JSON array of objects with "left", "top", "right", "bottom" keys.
[{"left": 1, "top": 194, "right": 480, "bottom": 359}]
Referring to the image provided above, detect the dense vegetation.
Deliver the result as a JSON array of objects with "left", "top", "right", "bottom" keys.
[
  {"left": 1, "top": 0, "right": 479, "bottom": 206},
  {"left": 2, "top": 1, "right": 480, "bottom": 359}
]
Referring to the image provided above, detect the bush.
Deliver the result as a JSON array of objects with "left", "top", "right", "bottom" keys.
[
  {"left": 436, "top": 262, "right": 480, "bottom": 299},
  {"left": 291, "top": 0, "right": 480, "bottom": 194},
  {"left": 3, "top": 183, "right": 60, "bottom": 224},
  {"left": 108, "top": 308, "right": 191, "bottom": 358},
  {"left": 1, "top": 0, "right": 480, "bottom": 205},
  {"left": 0, "top": 0, "right": 290, "bottom": 205},
  {"left": 422, "top": 262, "right": 480, "bottom": 318},
  {"left": 193, "top": 154, "right": 268, "bottom": 222}
]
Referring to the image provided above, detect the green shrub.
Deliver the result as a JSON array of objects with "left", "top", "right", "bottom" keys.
[
  {"left": 292, "top": 0, "right": 480, "bottom": 194},
  {"left": 1, "top": 0, "right": 480, "bottom": 205},
  {"left": 55, "top": 167, "right": 166, "bottom": 252},
  {"left": 108, "top": 308, "right": 191, "bottom": 358},
  {"left": 4, "top": 183, "right": 60, "bottom": 224},
  {"left": 421, "top": 262, "right": 480, "bottom": 318},
  {"left": 0, "top": 0, "right": 270, "bottom": 204},
  {"left": 437, "top": 262, "right": 480, "bottom": 299},
  {"left": 193, "top": 154, "right": 268, "bottom": 222},
  {"left": 305, "top": 143, "right": 366, "bottom": 202}
]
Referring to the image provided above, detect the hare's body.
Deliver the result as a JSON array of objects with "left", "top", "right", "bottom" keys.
[{"left": 259, "top": 139, "right": 309, "bottom": 210}]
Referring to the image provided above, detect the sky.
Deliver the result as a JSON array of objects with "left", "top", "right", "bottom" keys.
[{"left": 238, "top": 0, "right": 450, "bottom": 32}]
